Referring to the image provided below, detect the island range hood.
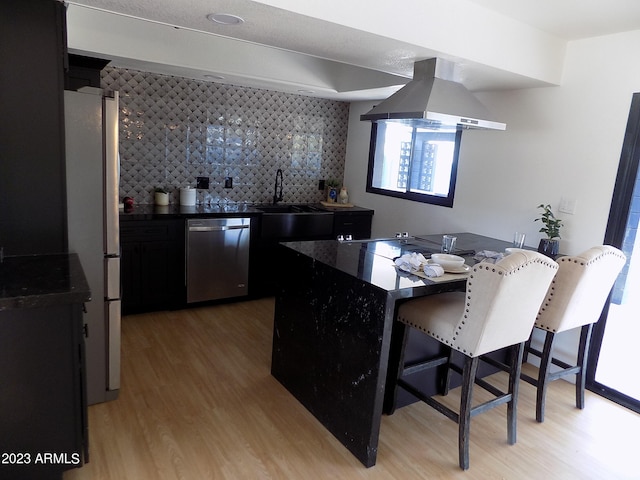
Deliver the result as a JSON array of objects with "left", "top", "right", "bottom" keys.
[{"left": 360, "top": 58, "right": 506, "bottom": 130}]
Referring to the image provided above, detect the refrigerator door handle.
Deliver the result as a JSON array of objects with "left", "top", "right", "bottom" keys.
[
  {"left": 103, "top": 92, "right": 120, "bottom": 257},
  {"left": 105, "top": 256, "right": 120, "bottom": 301},
  {"left": 107, "top": 300, "right": 121, "bottom": 391}
]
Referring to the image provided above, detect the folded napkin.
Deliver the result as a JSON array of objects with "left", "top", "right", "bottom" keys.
[
  {"left": 394, "top": 253, "right": 444, "bottom": 277},
  {"left": 423, "top": 263, "right": 445, "bottom": 277},
  {"left": 395, "top": 252, "right": 427, "bottom": 272},
  {"left": 474, "top": 250, "right": 504, "bottom": 264}
]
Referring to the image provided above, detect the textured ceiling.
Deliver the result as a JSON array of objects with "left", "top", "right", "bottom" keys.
[{"left": 65, "top": 0, "right": 640, "bottom": 99}]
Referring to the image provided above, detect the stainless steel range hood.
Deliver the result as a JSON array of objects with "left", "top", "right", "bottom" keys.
[{"left": 360, "top": 58, "right": 506, "bottom": 130}]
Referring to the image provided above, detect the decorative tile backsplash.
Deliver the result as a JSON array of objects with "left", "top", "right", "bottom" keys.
[{"left": 100, "top": 67, "right": 349, "bottom": 205}]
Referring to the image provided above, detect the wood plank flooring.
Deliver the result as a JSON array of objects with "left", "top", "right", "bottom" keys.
[{"left": 64, "top": 298, "right": 640, "bottom": 479}]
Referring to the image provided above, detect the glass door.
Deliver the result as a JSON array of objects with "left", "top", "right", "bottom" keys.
[{"left": 587, "top": 93, "right": 640, "bottom": 413}]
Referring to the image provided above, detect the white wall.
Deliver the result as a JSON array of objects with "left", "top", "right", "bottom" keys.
[
  {"left": 345, "top": 30, "right": 640, "bottom": 254},
  {"left": 344, "top": 30, "right": 640, "bottom": 365}
]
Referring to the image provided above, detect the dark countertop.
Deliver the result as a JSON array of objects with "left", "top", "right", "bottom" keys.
[
  {"left": 0, "top": 253, "right": 91, "bottom": 311},
  {"left": 119, "top": 203, "right": 262, "bottom": 220},
  {"left": 119, "top": 203, "right": 374, "bottom": 221},
  {"left": 281, "top": 232, "right": 512, "bottom": 293},
  {"left": 308, "top": 203, "right": 374, "bottom": 214}
]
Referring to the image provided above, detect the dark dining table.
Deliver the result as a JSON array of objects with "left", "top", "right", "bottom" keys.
[{"left": 270, "top": 232, "right": 513, "bottom": 467}]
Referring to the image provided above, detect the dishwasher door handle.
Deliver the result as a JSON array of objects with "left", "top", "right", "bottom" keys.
[{"left": 188, "top": 224, "right": 250, "bottom": 232}]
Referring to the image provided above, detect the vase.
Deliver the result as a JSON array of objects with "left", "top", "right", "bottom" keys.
[
  {"left": 326, "top": 187, "right": 338, "bottom": 203},
  {"left": 339, "top": 187, "right": 349, "bottom": 204},
  {"left": 538, "top": 238, "right": 559, "bottom": 258}
]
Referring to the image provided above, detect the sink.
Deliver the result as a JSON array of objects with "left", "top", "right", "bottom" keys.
[{"left": 255, "top": 204, "right": 334, "bottom": 240}]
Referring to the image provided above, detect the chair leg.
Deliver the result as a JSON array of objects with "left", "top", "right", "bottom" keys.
[
  {"left": 458, "top": 356, "right": 479, "bottom": 470},
  {"left": 536, "top": 331, "right": 556, "bottom": 423},
  {"left": 576, "top": 324, "right": 593, "bottom": 410},
  {"left": 523, "top": 334, "right": 532, "bottom": 363},
  {"left": 507, "top": 342, "right": 525, "bottom": 445},
  {"left": 386, "top": 322, "right": 411, "bottom": 415},
  {"left": 439, "top": 347, "right": 455, "bottom": 396}
]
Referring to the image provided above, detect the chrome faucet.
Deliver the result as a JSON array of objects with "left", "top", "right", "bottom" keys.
[{"left": 273, "top": 168, "right": 283, "bottom": 204}]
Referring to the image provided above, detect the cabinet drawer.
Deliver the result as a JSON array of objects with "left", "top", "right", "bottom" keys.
[{"left": 120, "top": 221, "right": 179, "bottom": 242}]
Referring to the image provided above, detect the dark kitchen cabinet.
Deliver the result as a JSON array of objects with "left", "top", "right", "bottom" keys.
[
  {"left": 120, "top": 220, "right": 184, "bottom": 314},
  {"left": 0, "top": 305, "right": 87, "bottom": 479},
  {"left": 65, "top": 54, "right": 110, "bottom": 91},
  {"left": 333, "top": 210, "right": 373, "bottom": 240},
  {"left": 0, "top": 0, "right": 68, "bottom": 255},
  {"left": 0, "top": 254, "right": 90, "bottom": 479}
]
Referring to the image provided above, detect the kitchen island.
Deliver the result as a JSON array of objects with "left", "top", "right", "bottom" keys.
[{"left": 270, "top": 233, "right": 512, "bottom": 467}]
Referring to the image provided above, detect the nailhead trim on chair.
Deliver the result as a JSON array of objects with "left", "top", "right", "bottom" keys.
[
  {"left": 537, "top": 280, "right": 557, "bottom": 332},
  {"left": 561, "top": 249, "right": 626, "bottom": 267},
  {"left": 400, "top": 319, "right": 458, "bottom": 350},
  {"left": 452, "top": 256, "right": 555, "bottom": 355}
]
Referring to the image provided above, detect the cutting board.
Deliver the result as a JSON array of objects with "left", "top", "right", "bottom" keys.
[{"left": 321, "top": 201, "right": 354, "bottom": 208}]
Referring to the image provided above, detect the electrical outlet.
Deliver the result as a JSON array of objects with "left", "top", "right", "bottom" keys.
[
  {"left": 224, "top": 177, "right": 233, "bottom": 189},
  {"left": 196, "top": 176, "right": 209, "bottom": 189}
]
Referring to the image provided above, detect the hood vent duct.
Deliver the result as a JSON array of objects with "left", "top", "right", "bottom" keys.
[{"left": 360, "top": 58, "right": 506, "bottom": 130}]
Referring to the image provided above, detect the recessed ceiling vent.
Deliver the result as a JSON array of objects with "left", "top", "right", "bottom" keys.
[{"left": 360, "top": 58, "right": 506, "bottom": 130}]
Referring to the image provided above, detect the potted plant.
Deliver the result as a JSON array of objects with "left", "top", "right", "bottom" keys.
[
  {"left": 534, "top": 203, "right": 563, "bottom": 257},
  {"left": 325, "top": 179, "right": 340, "bottom": 203},
  {"left": 154, "top": 187, "right": 169, "bottom": 206}
]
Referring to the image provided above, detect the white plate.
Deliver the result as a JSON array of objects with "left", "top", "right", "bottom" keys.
[{"left": 427, "top": 259, "right": 470, "bottom": 274}]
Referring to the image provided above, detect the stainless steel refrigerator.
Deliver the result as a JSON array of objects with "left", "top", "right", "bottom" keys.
[{"left": 64, "top": 87, "right": 121, "bottom": 405}]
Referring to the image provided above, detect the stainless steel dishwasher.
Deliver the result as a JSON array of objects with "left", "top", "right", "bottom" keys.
[{"left": 186, "top": 217, "right": 251, "bottom": 303}]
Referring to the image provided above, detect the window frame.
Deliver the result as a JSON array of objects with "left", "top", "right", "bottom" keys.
[{"left": 365, "top": 121, "right": 463, "bottom": 207}]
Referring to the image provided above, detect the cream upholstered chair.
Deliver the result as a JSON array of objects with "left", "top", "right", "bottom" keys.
[
  {"left": 522, "top": 245, "right": 626, "bottom": 422},
  {"left": 393, "top": 250, "right": 558, "bottom": 470}
]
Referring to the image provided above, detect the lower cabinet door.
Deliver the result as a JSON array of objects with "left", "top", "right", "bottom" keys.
[
  {"left": 0, "top": 304, "right": 87, "bottom": 477},
  {"left": 120, "top": 220, "right": 184, "bottom": 314}
]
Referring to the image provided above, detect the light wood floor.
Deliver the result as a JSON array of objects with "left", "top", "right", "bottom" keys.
[{"left": 65, "top": 298, "right": 639, "bottom": 479}]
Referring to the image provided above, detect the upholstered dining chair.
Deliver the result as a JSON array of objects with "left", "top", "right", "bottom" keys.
[
  {"left": 521, "top": 245, "right": 626, "bottom": 423},
  {"left": 393, "top": 250, "right": 558, "bottom": 470}
]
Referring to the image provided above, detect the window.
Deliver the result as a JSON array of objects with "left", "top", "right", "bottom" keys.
[{"left": 366, "top": 120, "right": 462, "bottom": 207}]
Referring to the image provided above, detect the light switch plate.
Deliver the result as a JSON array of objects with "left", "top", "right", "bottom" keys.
[{"left": 559, "top": 196, "right": 576, "bottom": 214}]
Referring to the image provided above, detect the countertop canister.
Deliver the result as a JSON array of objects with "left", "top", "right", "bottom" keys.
[{"left": 180, "top": 187, "right": 196, "bottom": 206}]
